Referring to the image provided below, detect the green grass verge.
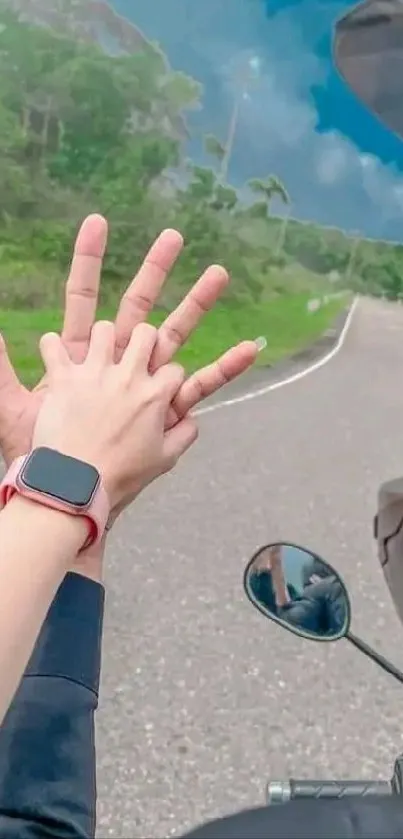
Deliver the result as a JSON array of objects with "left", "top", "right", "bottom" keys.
[{"left": 0, "top": 293, "right": 349, "bottom": 388}]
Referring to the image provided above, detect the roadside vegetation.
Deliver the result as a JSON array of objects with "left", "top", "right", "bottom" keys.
[{"left": 0, "top": 5, "right": 360, "bottom": 385}]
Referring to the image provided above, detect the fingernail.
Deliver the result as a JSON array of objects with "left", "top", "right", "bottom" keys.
[{"left": 255, "top": 336, "right": 267, "bottom": 352}]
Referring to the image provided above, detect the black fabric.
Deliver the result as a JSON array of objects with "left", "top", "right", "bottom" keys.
[
  {"left": 181, "top": 797, "right": 403, "bottom": 838},
  {"left": 0, "top": 572, "right": 104, "bottom": 838},
  {"left": 248, "top": 569, "right": 299, "bottom": 613},
  {"left": 25, "top": 572, "right": 104, "bottom": 695},
  {"left": 334, "top": 0, "right": 403, "bottom": 137},
  {"left": 2, "top": 569, "right": 402, "bottom": 839},
  {"left": 280, "top": 576, "right": 347, "bottom": 635}
]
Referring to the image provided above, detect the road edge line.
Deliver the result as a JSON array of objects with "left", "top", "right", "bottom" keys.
[{"left": 195, "top": 296, "right": 359, "bottom": 417}]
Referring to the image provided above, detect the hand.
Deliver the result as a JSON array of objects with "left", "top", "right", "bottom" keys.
[
  {"left": 0, "top": 214, "right": 257, "bottom": 468},
  {"left": 34, "top": 322, "right": 198, "bottom": 511},
  {"left": 0, "top": 215, "right": 258, "bottom": 581}
]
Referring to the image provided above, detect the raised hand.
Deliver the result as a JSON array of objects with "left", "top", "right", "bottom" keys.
[
  {"left": 0, "top": 214, "right": 257, "bottom": 467},
  {"left": 34, "top": 322, "right": 198, "bottom": 510}
]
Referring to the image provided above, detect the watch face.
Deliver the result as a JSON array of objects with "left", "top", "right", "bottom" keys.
[{"left": 20, "top": 447, "right": 100, "bottom": 508}]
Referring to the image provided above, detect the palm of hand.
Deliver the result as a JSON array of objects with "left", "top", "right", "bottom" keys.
[{"left": 0, "top": 337, "right": 87, "bottom": 466}]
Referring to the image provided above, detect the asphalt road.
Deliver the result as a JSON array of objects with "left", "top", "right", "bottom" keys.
[{"left": 97, "top": 296, "right": 403, "bottom": 838}]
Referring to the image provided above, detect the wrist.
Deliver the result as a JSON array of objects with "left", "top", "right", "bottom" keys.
[
  {"left": 70, "top": 535, "right": 107, "bottom": 584},
  {"left": 4, "top": 495, "right": 90, "bottom": 560},
  {"left": 0, "top": 449, "right": 111, "bottom": 552}
]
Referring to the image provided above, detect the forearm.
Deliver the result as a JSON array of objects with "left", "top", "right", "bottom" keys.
[
  {"left": 0, "top": 572, "right": 104, "bottom": 839},
  {"left": 271, "top": 567, "right": 290, "bottom": 607},
  {"left": 0, "top": 496, "right": 88, "bottom": 723}
]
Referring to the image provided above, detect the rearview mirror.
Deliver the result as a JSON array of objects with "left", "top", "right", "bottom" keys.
[{"left": 244, "top": 542, "right": 351, "bottom": 641}]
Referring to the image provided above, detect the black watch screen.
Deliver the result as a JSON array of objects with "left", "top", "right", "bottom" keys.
[{"left": 20, "top": 447, "right": 100, "bottom": 508}]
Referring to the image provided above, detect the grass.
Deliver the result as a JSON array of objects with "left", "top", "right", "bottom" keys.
[{"left": 0, "top": 292, "right": 349, "bottom": 387}]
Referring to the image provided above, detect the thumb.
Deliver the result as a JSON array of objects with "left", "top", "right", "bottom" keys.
[
  {"left": 39, "top": 333, "right": 70, "bottom": 378},
  {"left": 162, "top": 415, "right": 198, "bottom": 468},
  {"left": 0, "top": 333, "right": 23, "bottom": 398}
]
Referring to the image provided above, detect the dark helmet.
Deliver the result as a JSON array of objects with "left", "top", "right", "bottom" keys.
[{"left": 334, "top": 0, "right": 403, "bottom": 138}]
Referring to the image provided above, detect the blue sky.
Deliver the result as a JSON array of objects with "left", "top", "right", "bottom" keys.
[{"left": 113, "top": 0, "right": 403, "bottom": 241}]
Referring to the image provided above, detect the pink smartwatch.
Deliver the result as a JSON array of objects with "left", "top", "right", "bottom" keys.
[{"left": 0, "top": 447, "right": 110, "bottom": 551}]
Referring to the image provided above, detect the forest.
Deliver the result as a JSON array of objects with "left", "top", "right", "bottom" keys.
[{"left": 0, "top": 2, "right": 401, "bottom": 311}]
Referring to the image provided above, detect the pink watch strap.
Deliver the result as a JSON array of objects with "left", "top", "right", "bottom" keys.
[
  {"left": 0, "top": 453, "right": 110, "bottom": 550},
  {"left": 0, "top": 455, "right": 27, "bottom": 506}
]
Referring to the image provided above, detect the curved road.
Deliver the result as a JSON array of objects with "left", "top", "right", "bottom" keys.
[{"left": 98, "top": 296, "right": 403, "bottom": 838}]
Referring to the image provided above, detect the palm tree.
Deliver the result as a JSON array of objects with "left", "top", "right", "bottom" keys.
[
  {"left": 248, "top": 175, "right": 290, "bottom": 212},
  {"left": 210, "top": 57, "right": 262, "bottom": 182},
  {"left": 248, "top": 175, "right": 291, "bottom": 255}
]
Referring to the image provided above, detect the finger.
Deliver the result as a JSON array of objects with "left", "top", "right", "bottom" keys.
[
  {"left": 167, "top": 341, "right": 258, "bottom": 426},
  {"left": 114, "top": 229, "right": 184, "bottom": 359},
  {"left": 150, "top": 264, "right": 229, "bottom": 372},
  {"left": 120, "top": 323, "right": 159, "bottom": 374},
  {"left": 153, "top": 362, "right": 185, "bottom": 403},
  {"left": 0, "top": 334, "right": 24, "bottom": 397},
  {"left": 163, "top": 415, "right": 199, "bottom": 468},
  {"left": 39, "top": 333, "right": 70, "bottom": 377},
  {"left": 62, "top": 214, "right": 108, "bottom": 361},
  {"left": 86, "top": 321, "right": 116, "bottom": 367}
]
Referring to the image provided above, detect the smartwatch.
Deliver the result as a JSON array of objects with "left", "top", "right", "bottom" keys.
[{"left": 0, "top": 447, "right": 110, "bottom": 551}]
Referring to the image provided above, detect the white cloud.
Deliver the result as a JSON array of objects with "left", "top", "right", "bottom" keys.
[{"left": 316, "top": 140, "right": 349, "bottom": 185}]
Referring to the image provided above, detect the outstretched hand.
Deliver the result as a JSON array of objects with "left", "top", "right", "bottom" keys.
[
  {"left": 35, "top": 322, "right": 198, "bottom": 511},
  {"left": 0, "top": 214, "right": 258, "bottom": 468}
]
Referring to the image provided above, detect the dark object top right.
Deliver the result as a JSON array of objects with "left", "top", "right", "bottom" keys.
[{"left": 334, "top": 0, "right": 403, "bottom": 138}]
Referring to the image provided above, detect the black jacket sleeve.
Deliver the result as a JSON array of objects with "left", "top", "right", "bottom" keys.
[
  {"left": 0, "top": 572, "right": 104, "bottom": 839},
  {"left": 278, "top": 595, "right": 323, "bottom": 633},
  {"left": 181, "top": 797, "right": 403, "bottom": 838}
]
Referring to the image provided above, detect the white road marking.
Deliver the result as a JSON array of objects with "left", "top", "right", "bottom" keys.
[{"left": 195, "top": 296, "right": 359, "bottom": 417}]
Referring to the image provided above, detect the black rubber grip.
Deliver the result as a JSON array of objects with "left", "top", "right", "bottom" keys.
[
  {"left": 267, "top": 779, "right": 392, "bottom": 804},
  {"left": 291, "top": 780, "right": 392, "bottom": 799}
]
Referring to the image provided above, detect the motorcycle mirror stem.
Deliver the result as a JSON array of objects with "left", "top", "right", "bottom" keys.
[
  {"left": 243, "top": 541, "right": 403, "bottom": 685},
  {"left": 346, "top": 631, "right": 403, "bottom": 685}
]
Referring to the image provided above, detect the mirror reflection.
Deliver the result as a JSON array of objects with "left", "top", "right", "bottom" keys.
[{"left": 244, "top": 543, "right": 350, "bottom": 641}]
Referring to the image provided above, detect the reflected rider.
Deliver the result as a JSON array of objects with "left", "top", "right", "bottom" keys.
[{"left": 278, "top": 557, "right": 347, "bottom": 637}]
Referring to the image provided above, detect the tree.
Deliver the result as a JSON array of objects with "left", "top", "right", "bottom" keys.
[
  {"left": 3, "top": 4, "right": 395, "bottom": 310},
  {"left": 204, "top": 134, "right": 225, "bottom": 166},
  {"left": 248, "top": 175, "right": 290, "bottom": 216}
]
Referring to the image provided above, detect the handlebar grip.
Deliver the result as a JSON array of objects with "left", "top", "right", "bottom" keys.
[{"left": 267, "top": 779, "right": 392, "bottom": 804}]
